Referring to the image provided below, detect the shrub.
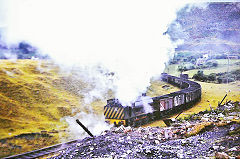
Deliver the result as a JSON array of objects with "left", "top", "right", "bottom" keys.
[
  {"left": 194, "top": 70, "right": 238, "bottom": 83},
  {"left": 217, "top": 77, "right": 223, "bottom": 83},
  {"left": 208, "top": 73, "right": 216, "bottom": 81},
  {"left": 212, "top": 61, "right": 218, "bottom": 67},
  {"left": 193, "top": 70, "right": 208, "bottom": 82}
]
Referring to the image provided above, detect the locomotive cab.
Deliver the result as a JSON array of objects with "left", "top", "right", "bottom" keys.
[
  {"left": 104, "top": 99, "right": 132, "bottom": 126},
  {"left": 104, "top": 96, "right": 155, "bottom": 127}
]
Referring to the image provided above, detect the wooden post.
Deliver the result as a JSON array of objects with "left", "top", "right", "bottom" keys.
[
  {"left": 76, "top": 119, "right": 94, "bottom": 138},
  {"left": 218, "top": 94, "right": 227, "bottom": 106}
]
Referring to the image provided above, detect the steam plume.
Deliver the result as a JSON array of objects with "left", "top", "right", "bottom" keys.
[
  {"left": 1, "top": 0, "right": 190, "bottom": 104},
  {"left": 0, "top": 0, "right": 204, "bottom": 138}
]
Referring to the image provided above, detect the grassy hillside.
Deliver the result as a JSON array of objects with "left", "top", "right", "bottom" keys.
[
  {"left": 1, "top": 59, "right": 237, "bottom": 135},
  {"left": 184, "top": 59, "right": 240, "bottom": 78},
  {"left": 0, "top": 60, "right": 179, "bottom": 139},
  {"left": 0, "top": 60, "right": 89, "bottom": 157},
  {"left": 0, "top": 60, "right": 83, "bottom": 139},
  {"left": 0, "top": 59, "right": 180, "bottom": 157},
  {"left": 3, "top": 59, "right": 238, "bottom": 156}
]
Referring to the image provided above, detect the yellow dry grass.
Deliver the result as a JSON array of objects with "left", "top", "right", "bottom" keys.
[
  {"left": 1, "top": 59, "right": 238, "bottom": 157},
  {"left": 146, "top": 80, "right": 180, "bottom": 97},
  {"left": 0, "top": 59, "right": 180, "bottom": 157},
  {"left": 0, "top": 60, "right": 179, "bottom": 138},
  {"left": 145, "top": 78, "right": 240, "bottom": 127},
  {"left": 0, "top": 60, "right": 81, "bottom": 139},
  {"left": 175, "top": 80, "right": 240, "bottom": 119},
  {"left": 0, "top": 134, "right": 59, "bottom": 157},
  {"left": 185, "top": 122, "right": 213, "bottom": 137}
]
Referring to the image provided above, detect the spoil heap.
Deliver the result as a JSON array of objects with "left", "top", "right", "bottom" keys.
[{"left": 52, "top": 101, "right": 240, "bottom": 159}]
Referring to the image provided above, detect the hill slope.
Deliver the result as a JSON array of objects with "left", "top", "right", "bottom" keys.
[
  {"left": 0, "top": 60, "right": 81, "bottom": 139},
  {"left": 168, "top": 2, "right": 240, "bottom": 55},
  {"left": 0, "top": 59, "right": 181, "bottom": 157},
  {"left": 0, "top": 60, "right": 180, "bottom": 139}
]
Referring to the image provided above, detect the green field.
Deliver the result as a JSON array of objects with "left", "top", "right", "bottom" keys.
[{"left": 165, "top": 59, "right": 240, "bottom": 78}]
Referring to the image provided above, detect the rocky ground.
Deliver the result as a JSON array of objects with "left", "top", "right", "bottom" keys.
[{"left": 51, "top": 101, "right": 240, "bottom": 159}]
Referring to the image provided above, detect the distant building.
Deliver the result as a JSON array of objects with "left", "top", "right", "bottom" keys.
[
  {"left": 196, "top": 54, "right": 209, "bottom": 66},
  {"left": 196, "top": 58, "right": 205, "bottom": 66},
  {"left": 203, "top": 54, "right": 209, "bottom": 59}
]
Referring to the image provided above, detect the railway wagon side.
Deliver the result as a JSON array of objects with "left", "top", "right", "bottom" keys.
[{"left": 104, "top": 74, "right": 201, "bottom": 127}]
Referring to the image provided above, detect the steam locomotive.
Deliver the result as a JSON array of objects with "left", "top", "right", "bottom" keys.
[{"left": 104, "top": 73, "right": 201, "bottom": 127}]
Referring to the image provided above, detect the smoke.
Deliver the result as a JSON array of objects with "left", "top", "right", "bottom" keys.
[
  {"left": 0, "top": 0, "right": 198, "bottom": 138},
  {"left": 71, "top": 65, "right": 116, "bottom": 104},
  {"left": 1, "top": 0, "right": 190, "bottom": 104},
  {"left": 63, "top": 112, "right": 111, "bottom": 140},
  {"left": 138, "top": 96, "right": 154, "bottom": 113}
]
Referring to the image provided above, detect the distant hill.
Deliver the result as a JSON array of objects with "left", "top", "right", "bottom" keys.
[
  {"left": 0, "top": 41, "right": 48, "bottom": 59},
  {"left": 168, "top": 2, "right": 240, "bottom": 55}
]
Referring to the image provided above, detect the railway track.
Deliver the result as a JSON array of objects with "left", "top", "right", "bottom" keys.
[{"left": 4, "top": 139, "right": 81, "bottom": 159}]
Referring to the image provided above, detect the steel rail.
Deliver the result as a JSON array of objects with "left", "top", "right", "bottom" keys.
[{"left": 4, "top": 139, "right": 81, "bottom": 159}]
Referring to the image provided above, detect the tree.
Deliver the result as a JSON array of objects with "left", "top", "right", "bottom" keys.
[
  {"left": 178, "top": 65, "right": 186, "bottom": 75},
  {"left": 212, "top": 61, "right": 218, "bottom": 67},
  {"left": 208, "top": 73, "right": 216, "bottom": 81},
  {"left": 193, "top": 70, "right": 208, "bottom": 82}
]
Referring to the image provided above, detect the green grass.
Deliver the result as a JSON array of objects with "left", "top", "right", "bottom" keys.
[{"left": 165, "top": 59, "right": 240, "bottom": 78}]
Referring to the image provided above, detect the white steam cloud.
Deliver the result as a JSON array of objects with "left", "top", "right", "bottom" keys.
[
  {"left": 63, "top": 112, "right": 111, "bottom": 139},
  {"left": 0, "top": 0, "right": 205, "bottom": 138},
  {"left": 1, "top": 0, "right": 189, "bottom": 105}
]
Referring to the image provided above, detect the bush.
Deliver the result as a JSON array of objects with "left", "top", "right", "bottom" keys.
[
  {"left": 205, "top": 61, "right": 218, "bottom": 68},
  {"left": 215, "top": 54, "right": 228, "bottom": 59},
  {"left": 193, "top": 70, "right": 208, "bottom": 82},
  {"left": 178, "top": 65, "right": 188, "bottom": 73},
  {"left": 194, "top": 69, "right": 239, "bottom": 83},
  {"left": 217, "top": 77, "right": 235, "bottom": 83},
  {"left": 208, "top": 73, "right": 216, "bottom": 81},
  {"left": 212, "top": 61, "right": 218, "bottom": 67}
]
